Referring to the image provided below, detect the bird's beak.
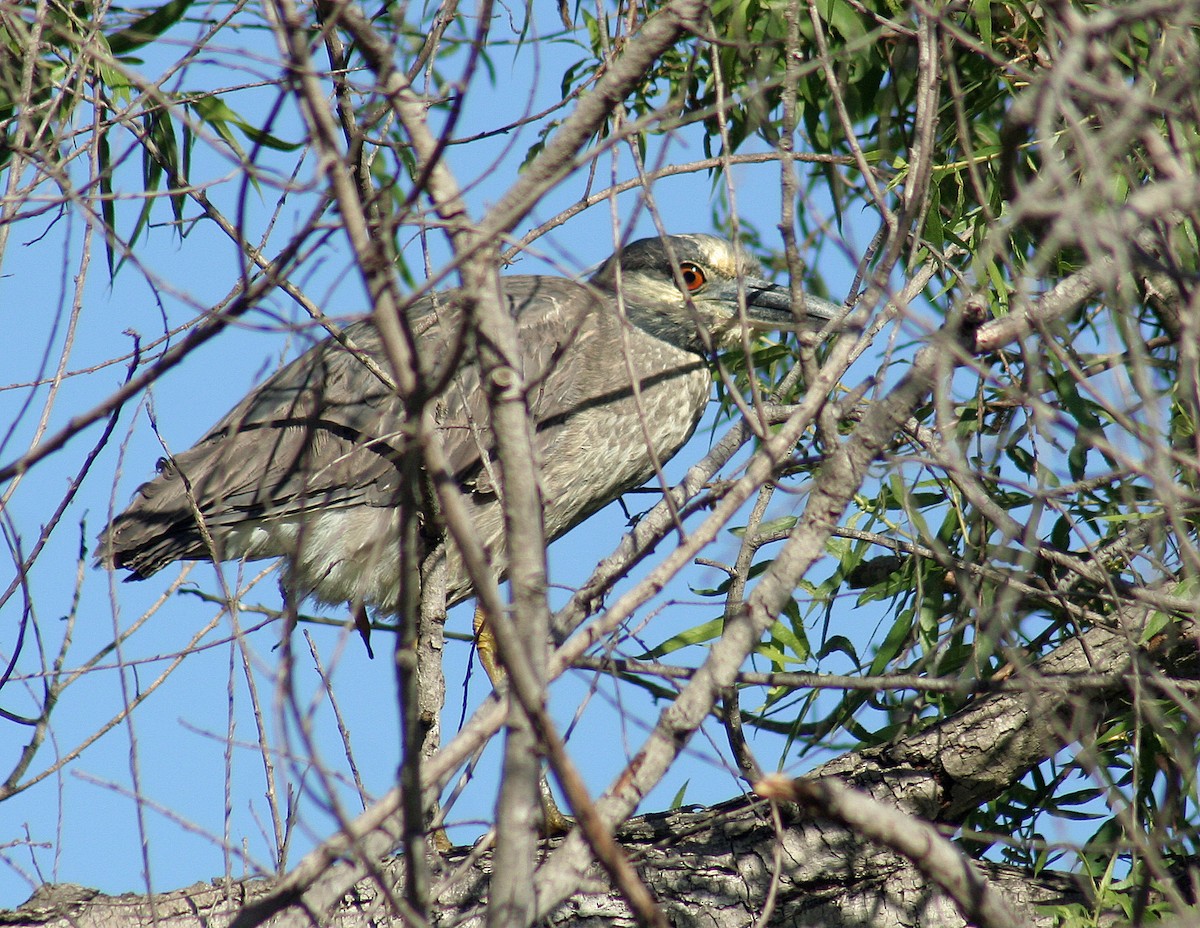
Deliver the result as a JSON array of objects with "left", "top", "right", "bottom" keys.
[{"left": 705, "top": 277, "right": 842, "bottom": 331}]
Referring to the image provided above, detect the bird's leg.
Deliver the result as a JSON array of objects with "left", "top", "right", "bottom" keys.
[
  {"left": 472, "top": 604, "right": 572, "bottom": 836},
  {"left": 536, "top": 767, "right": 573, "bottom": 837},
  {"left": 473, "top": 601, "right": 500, "bottom": 684}
]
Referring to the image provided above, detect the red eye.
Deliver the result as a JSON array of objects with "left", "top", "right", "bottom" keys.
[{"left": 679, "top": 262, "right": 707, "bottom": 292}]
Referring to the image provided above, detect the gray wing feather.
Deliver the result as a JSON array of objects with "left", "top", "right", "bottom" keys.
[{"left": 100, "top": 276, "right": 603, "bottom": 576}]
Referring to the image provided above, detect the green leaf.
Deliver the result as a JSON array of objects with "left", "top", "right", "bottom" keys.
[
  {"left": 108, "top": 0, "right": 195, "bottom": 54},
  {"left": 1068, "top": 441, "right": 1088, "bottom": 481},
  {"left": 187, "top": 95, "right": 300, "bottom": 154},
  {"left": 98, "top": 123, "right": 116, "bottom": 276},
  {"left": 972, "top": 0, "right": 994, "bottom": 47},
  {"left": 868, "top": 607, "right": 914, "bottom": 675},
  {"left": 729, "top": 514, "right": 797, "bottom": 537},
  {"left": 638, "top": 618, "right": 724, "bottom": 659},
  {"left": 816, "top": 634, "right": 858, "bottom": 663}
]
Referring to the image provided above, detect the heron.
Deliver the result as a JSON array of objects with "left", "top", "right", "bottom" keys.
[{"left": 100, "top": 232, "right": 838, "bottom": 646}]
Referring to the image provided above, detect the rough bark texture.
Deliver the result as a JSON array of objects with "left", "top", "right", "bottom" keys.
[{"left": 2, "top": 801, "right": 1089, "bottom": 928}]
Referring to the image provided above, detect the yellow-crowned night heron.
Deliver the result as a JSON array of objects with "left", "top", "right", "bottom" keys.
[{"left": 99, "top": 234, "right": 838, "bottom": 624}]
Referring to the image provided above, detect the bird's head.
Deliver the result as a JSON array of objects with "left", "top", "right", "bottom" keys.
[{"left": 589, "top": 233, "right": 840, "bottom": 351}]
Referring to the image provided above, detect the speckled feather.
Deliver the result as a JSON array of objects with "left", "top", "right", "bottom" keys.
[{"left": 99, "top": 235, "right": 837, "bottom": 613}]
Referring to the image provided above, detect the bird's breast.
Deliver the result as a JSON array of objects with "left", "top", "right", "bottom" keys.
[{"left": 535, "top": 337, "right": 712, "bottom": 537}]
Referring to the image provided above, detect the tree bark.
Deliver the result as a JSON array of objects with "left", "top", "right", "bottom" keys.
[{"left": 1, "top": 800, "right": 1091, "bottom": 928}]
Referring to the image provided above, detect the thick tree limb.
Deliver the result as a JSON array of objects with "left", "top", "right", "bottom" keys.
[{"left": 0, "top": 804, "right": 1089, "bottom": 928}]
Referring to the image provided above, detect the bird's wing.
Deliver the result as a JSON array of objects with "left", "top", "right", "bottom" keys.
[
  {"left": 160, "top": 315, "right": 406, "bottom": 518},
  {"left": 103, "top": 277, "right": 607, "bottom": 567},
  {"left": 430, "top": 276, "right": 603, "bottom": 492}
]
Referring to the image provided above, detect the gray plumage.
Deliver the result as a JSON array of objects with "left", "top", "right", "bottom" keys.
[{"left": 99, "top": 234, "right": 838, "bottom": 613}]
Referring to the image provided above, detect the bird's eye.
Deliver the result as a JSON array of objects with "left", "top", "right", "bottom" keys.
[{"left": 679, "top": 262, "right": 707, "bottom": 293}]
